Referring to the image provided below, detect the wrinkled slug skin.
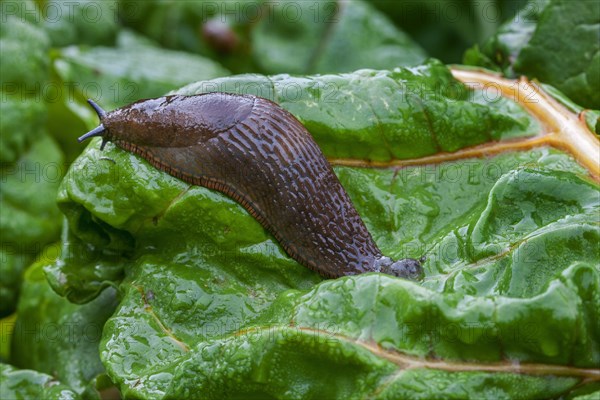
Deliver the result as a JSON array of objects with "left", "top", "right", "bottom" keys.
[{"left": 79, "top": 93, "right": 422, "bottom": 279}]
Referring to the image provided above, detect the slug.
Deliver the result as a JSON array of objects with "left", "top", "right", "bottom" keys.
[{"left": 78, "top": 93, "right": 423, "bottom": 280}]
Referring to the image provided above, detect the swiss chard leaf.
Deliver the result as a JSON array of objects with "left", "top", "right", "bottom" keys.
[
  {"left": 50, "top": 62, "right": 600, "bottom": 398},
  {"left": 10, "top": 258, "right": 118, "bottom": 399},
  {"left": 0, "top": 363, "right": 80, "bottom": 400},
  {"left": 0, "top": 134, "right": 64, "bottom": 316},
  {"left": 0, "top": 15, "right": 63, "bottom": 317},
  {"left": 465, "top": 0, "right": 600, "bottom": 109}
]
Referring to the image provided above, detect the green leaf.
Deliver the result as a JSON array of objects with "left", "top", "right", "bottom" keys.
[
  {"left": 0, "top": 14, "right": 66, "bottom": 317},
  {"left": 52, "top": 63, "right": 599, "bottom": 398},
  {"left": 117, "top": 0, "right": 219, "bottom": 55},
  {"left": 42, "top": 0, "right": 120, "bottom": 47},
  {"left": 162, "top": 268, "right": 589, "bottom": 398},
  {"left": 0, "top": 15, "right": 50, "bottom": 163},
  {"left": 464, "top": 0, "right": 547, "bottom": 76},
  {"left": 0, "top": 96, "right": 47, "bottom": 163},
  {"left": 79, "top": 147, "right": 597, "bottom": 399},
  {"left": 10, "top": 260, "right": 118, "bottom": 398},
  {"left": 0, "top": 133, "right": 64, "bottom": 316},
  {"left": 0, "top": 313, "right": 16, "bottom": 361},
  {"left": 3, "top": 0, "right": 119, "bottom": 47},
  {"left": 0, "top": 15, "right": 50, "bottom": 89},
  {"left": 371, "top": 0, "right": 525, "bottom": 64},
  {"left": 0, "top": 363, "right": 80, "bottom": 400},
  {"left": 54, "top": 38, "right": 230, "bottom": 110},
  {"left": 465, "top": 0, "right": 600, "bottom": 109},
  {"left": 514, "top": 0, "right": 600, "bottom": 109},
  {"left": 251, "top": 0, "right": 426, "bottom": 74},
  {"left": 572, "top": 389, "right": 600, "bottom": 400},
  {"left": 117, "top": 0, "right": 427, "bottom": 74}
]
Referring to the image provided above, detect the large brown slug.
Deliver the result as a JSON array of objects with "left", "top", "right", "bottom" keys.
[{"left": 78, "top": 93, "right": 422, "bottom": 279}]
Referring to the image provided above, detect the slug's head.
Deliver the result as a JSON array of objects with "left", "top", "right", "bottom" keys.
[
  {"left": 375, "top": 256, "right": 423, "bottom": 280},
  {"left": 78, "top": 99, "right": 110, "bottom": 150},
  {"left": 78, "top": 94, "right": 256, "bottom": 151}
]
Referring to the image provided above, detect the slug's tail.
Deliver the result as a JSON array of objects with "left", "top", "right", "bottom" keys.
[{"left": 78, "top": 99, "right": 109, "bottom": 150}]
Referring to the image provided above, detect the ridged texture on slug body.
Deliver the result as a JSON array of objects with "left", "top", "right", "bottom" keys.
[{"left": 79, "top": 93, "right": 422, "bottom": 279}]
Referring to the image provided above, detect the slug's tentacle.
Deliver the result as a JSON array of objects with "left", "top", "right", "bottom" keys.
[
  {"left": 78, "top": 93, "right": 423, "bottom": 280},
  {"left": 87, "top": 99, "right": 106, "bottom": 118},
  {"left": 78, "top": 124, "right": 106, "bottom": 142},
  {"left": 79, "top": 100, "right": 108, "bottom": 149}
]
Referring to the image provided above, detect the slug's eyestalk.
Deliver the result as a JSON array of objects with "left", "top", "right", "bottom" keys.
[
  {"left": 87, "top": 99, "right": 106, "bottom": 118},
  {"left": 78, "top": 124, "right": 105, "bottom": 142},
  {"left": 78, "top": 99, "right": 108, "bottom": 150}
]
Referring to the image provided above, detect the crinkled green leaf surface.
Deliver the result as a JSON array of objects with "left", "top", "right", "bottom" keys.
[
  {"left": 10, "top": 259, "right": 118, "bottom": 399},
  {"left": 0, "top": 95, "right": 47, "bottom": 163},
  {"left": 0, "top": 15, "right": 49, "bottom": 163},
  {"left": 0, "top": 363, "right": 79, "bottom": 400},
  {"left": 58, "top": 145, "right": 599, "bottom": 399},
  {"left": 0, "top": 15, "right": 49, "bottom": 91},
  {"left": 0, "top": 133, "right": 64, "bottom": 316},
  {"left": 0, "top": 13, "right": 65, "bottom": 317},
  {"left": 117, "top": 0, "right": 426, "bottom": 74},
  {"left": 465, "top": 0, "right": 600, "bottom": 109},
  {"left": 51, "top": 61, "right": 600, "bottom": 398}
]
